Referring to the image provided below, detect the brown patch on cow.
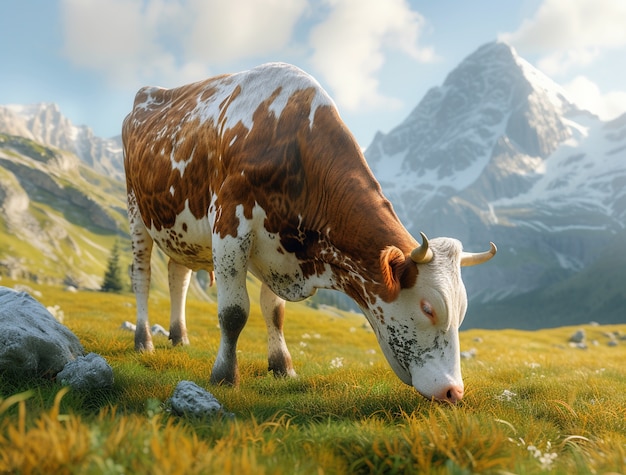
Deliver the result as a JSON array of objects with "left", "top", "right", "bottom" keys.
[{"left": 124, "top": 65, "right": 419, "bottom": 302}]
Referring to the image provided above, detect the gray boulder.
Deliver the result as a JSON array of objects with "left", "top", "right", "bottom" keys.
[
  {"left": 569, "top": 329, "right": 586, "bottom": 344},
  {"left": 0, "top": 287, "right": 84, "bottom": 377},
  {"left": 57, "top": 352, "right": 114, "bottom": 390},
  {"left": 169, "top": 380, "right": 233, "bottom": 419}
]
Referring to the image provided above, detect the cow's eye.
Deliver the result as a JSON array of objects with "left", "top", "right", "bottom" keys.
[{"left": 421, "top": 299, "right": 436, "bottom": 322}]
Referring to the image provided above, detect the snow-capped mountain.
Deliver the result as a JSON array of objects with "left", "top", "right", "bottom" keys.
[
  {"left": 365, "top": 41, "right": 626, "bottom": 328},
  {"left": 0, "top": 103, "right": 123, "bottom": 180}
]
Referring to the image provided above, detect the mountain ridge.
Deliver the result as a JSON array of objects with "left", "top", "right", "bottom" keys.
[
  {"left": 0, "top": 103, "right": 124, "bottom": 181},
  {"left": 364, "top": 41, "right": 626, "bottom": 327}
]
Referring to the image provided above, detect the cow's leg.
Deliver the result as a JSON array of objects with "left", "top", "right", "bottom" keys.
[
  {"left": 128, "top": 191, "right": 154, "bottom": 352},
  {"left": 168, "top": 259, "right": 192, "bottom": 346},
  {"left": 260, "top": 283, "right": 296, "bottom": 377},
  {"left": 210, "top": 235, "right": 251, "bottom": 386}
]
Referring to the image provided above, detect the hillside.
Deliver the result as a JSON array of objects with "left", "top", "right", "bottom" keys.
[
  {"left": 0, "top": 133, "right": 127, "bottom": 288},
  {"left": 365, "top": 41, "right": 626, "bottom": 328},
  {"left": 0, "top": 103, "right": 124, "bottom": 180}
]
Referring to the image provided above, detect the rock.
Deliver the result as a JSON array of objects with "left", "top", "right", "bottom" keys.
[
  {"left": 169, "top": 380, "right": 233, "bottom": 419},
  {"left": 121, "top": 321, "right": 170, "bottom": 337},
  {"left": 461, "top": 348, "right": 477, "bottom": 359},
  {"left": 57, "top": 352, "right": 114, "bottom": 390},
  {"left": 151, "top": 324, "right": 169, "bottom": 337},
  {"left": 569, "top": 329, "right": 586, "bottom": 344},
  {"left": 120, "top": 321, "right": 136, "bottom": 332},
  {"left": 0, "top": 287, "right": 83, "bottom": 377},
  {"left": 569, "top": 342, "right": 588, "bottom": 350}
]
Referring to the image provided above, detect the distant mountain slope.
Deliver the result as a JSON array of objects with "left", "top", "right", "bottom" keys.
[
  {"left": 0, "top": 132, "right": 212, "bottom": 299},
  {"left": 365, "top": 41, "right": 626, "bottom": 328},
  {"left": 0, "top": 103, "right": 123, "bottom": 180},
  {"left": 0, "top": 133, "right": 127, "bottom": 288}
]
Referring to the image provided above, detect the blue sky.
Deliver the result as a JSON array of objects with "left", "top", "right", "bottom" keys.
[{"left": 2, "top": 0, "right": 626, "bottom": 147}]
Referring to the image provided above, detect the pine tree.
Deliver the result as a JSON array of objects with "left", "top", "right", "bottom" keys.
[{"left": 101, "top": 241, "right": 124, "bottom": 293}]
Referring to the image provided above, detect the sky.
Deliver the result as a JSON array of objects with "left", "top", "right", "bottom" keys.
[{"left": 2, "top": 0, "right": 626, "bottom": 148}]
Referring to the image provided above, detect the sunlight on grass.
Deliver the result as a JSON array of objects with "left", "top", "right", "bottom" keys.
[{"left": 0, "top": 279, "right": 625, "bottom": 474}]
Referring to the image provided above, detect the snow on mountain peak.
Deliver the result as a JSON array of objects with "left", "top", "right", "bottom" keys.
[{"left": 365, "top": 41, "right": 591, "bottom": 207}]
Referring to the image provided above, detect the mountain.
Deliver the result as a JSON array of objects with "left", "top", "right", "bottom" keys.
[
  {"left": 0, "top": 132, "right": 128, "bottom": 288},
  {"left": 0, "top": 126, "right": 209, "bottom": 298},
  {"left": 365, "top": 41, "right": 626, "bottom": 329},
  {"left": 0, "top": 103, "right": 124, "bottom": 181}
]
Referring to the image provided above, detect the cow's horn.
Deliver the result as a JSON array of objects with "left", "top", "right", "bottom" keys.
[
  {"left": 460, "top": 242, "right": 497, "bottom": 267},
  {"left": 410, "top": 232, "right": 434, "bottom": 264}
]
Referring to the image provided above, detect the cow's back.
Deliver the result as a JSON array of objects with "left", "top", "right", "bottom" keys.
[{"left": 122, "top": 63, "right": 350, "bottom": 272}]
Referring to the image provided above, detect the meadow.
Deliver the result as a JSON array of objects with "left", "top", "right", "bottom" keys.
[{"left": 0, "top": 278, "right": 624, "bottom": 474}]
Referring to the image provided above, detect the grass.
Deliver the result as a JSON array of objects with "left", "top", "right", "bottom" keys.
[{"left": 0, "top": 278, "right": 625, "bottom": 474}]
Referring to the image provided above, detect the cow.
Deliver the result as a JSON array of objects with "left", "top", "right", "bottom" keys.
[{"left": 122, "top": 62, "right": 496, "bottom": 403}]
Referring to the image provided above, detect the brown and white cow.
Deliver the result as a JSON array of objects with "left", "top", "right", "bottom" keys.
[{"left": 122, "top": 62, "right": 496, "bottom": 403}]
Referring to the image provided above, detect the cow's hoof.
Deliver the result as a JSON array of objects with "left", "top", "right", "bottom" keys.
[
  {"left": 135, "top": 342, "right": 155, "bottom": 353},
  {"left": 169, "top": 335, "right": 190, "bottom": 346}
]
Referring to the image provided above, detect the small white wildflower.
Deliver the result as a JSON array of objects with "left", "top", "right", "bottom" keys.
[
  {"left": 313, "top": 333, "right": 321, "bottom": 339},
  {"left": 330, "top": 357, "right": 344, "bottom": 369},
  {"left": 301, "top": 333, "right": 311, "bottom": 339},
  {"left": 349, "top": 327, "right": 356, "bottom": 333},
  {"left": 528, "top": 442, "right": 557, "bottom": 470},
  {"left": 495, "top": 389, "right": 517, "bottom": 401},
  {"left": 299, "top": 341, "right": 308, "bottom": 348},
  {"left": 526, "top": 362, "right": 541, "bottom": 369}
]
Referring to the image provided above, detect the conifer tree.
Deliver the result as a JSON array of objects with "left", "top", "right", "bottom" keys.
[{"left": 101, "top": 241, "right": 124, "bottom": 293}]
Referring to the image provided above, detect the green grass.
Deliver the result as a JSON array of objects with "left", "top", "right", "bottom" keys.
[{"left": 1, "top": 279, "right": 625, "bottom": 474}]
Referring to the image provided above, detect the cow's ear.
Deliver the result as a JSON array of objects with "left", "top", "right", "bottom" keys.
[{"left": 380, "top": 246, "right": 417, "bottom": 301}]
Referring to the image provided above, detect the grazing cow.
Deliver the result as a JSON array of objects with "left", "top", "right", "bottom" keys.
[{"left": 122, "top": 63, "right": 496, "bottom": 403}]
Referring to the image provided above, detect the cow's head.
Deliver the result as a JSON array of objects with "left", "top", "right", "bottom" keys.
[{"left": 370, "top": 233, "right": 496, "bottom": 403}]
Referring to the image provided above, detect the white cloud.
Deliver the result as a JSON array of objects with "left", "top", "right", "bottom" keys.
[
  {"left": 183, "top": 0, "right": 307, "bottom": 63},
  {"left": 500, "top": 0, "right": 626, "bottom": 75},
  {"left": 563, "top": 76, "right": 626, "bottom": 121},
  {"left": 60, "top": 0, "right": 434, "bottom": 115},
  {"left": 59, "top": 0, "right": 307, "bottom": 87},
  {"left": 308, "top": 0, "right": 435, "bottom": 111}
]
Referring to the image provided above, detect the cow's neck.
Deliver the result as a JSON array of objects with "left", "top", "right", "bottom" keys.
[{"left": 297, "top": 115, "right": 417, "bottom": 306}]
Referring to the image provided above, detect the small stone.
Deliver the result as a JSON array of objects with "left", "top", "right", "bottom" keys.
[
  {"left": 120, "top": 321, "right": 136, "bottom": 331},
  {"left": 569, "top": 329, "right": 585, "bottom": 344},
  {"left": 461, "top": 348, "right": 477, "bottom": 359},
  {"left": 151, "top": 324, "right": 170, "bottom": 337},
  {"left": 57, "top": 353, "right": 114, "bottom": 390},
  {"left": 169, "top": 380, "right": 233, "bottom": 419}
]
